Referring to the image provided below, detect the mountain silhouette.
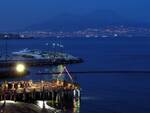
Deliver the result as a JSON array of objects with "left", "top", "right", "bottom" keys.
[{"left": 26, "top": 10, "right": 149, "bottom": 31}]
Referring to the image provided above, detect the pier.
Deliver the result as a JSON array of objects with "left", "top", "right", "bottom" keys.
[{"left": 0, "top": 80, "right": 80, "bottom": 110}]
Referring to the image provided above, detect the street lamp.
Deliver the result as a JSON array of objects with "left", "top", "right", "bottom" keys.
[{"left": 15, "top": 63, "right": 26, "bottom": 73}]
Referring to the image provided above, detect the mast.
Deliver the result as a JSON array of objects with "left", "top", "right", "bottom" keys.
[{"left": 4, "top": 34, "right": 8, "bottom": 61}]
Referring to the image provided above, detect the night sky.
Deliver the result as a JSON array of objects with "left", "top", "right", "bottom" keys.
[{"left": 0, "top": 0, "right": 150, "bottom": 31}]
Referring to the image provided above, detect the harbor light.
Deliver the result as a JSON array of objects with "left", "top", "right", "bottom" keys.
[{"left": 16, "top": 63, "right": 26, "bottom": 73}]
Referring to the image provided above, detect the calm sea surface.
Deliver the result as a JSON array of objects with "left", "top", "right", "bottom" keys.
[{"left": 1, "top": 37, "right": 150, "bottom": 113}]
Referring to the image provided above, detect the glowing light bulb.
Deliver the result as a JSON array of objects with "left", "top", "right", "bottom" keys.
[{"left": 16, "top": 63, "right": 26, "bottom": 73}]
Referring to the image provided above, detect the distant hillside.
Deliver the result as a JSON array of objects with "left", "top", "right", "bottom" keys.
[{"left": 25, "top": 10, "right": 150, "bottom": 31}]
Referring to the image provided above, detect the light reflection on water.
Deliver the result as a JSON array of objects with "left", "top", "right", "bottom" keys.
[
  {"left": 36, "top": 101, "right": 55, "bottom": 110},
  {"left": 47, "top": 97, "right": 80, "bottom": 113}
]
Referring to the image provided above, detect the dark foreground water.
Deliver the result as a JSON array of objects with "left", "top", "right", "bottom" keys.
[{"left": 1, "top": 37, "right": 150, "bottom": 113}]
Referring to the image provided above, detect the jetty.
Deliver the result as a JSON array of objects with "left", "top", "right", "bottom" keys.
[
  {"left": 0, "top": 66, "right": 81, "bottom": 111},
  {"left": 0, "top": 80, "right": 80, "bottom": 102}
]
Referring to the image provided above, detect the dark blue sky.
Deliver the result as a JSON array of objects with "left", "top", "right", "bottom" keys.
[{"left": 0, "top": 0, "right": 150, "bottom": 31}]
